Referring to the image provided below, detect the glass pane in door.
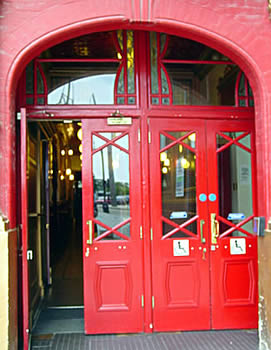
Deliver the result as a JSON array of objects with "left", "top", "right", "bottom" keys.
[
  {"left": 217, "top": 132, "right": 253, "bottom": 236},
  {"left": 92, "top": 134, "right": 130, "bottom": 240},
  {"left": 160, "top": 132, "right": 197, "bottom": 238}
]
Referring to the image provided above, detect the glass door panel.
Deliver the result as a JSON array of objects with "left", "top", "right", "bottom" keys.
[
  {"left": 217, "top": 132, "right": 253, "bottom": 236},
  {"left": 160, "top": 132, "right": 197, "bottom": 238},
  {"left": 149, "top": 118, "right": 210, "bottom": 332},
  {"left": 92, "top": 132, "right": 130, "bottom": 240},
  {"left": 207, "top": 120, "right": 258, "bottom": 330}
]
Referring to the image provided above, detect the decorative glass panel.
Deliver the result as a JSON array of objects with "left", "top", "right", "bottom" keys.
[
  {"left": 161, "top": 69, "right": 169, "bottom": 94},
  {"left": 117, "top": 67, "right": 125, "bottom": 94},
  {"left": 150, "top": 32, "right": 159, "bottom": 95},
  {"left": 238, "top": 73, "right": 246, "bottom": 96},
  {"left": 217, "top": 133, "right": 253, "bottom": 236},
  {"left": 127, "top": 30, "right": 135, "bottom": 94}
]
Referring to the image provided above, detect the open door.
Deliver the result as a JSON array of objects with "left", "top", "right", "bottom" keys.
[
  {"left": 82, "top": 118, "right": 144, "bottom": 334},
  {"left": 21, "top": 108, "right": 30, "bottom": 350}
]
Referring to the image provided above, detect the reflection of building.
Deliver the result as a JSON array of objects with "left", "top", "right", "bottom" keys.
[{"left": 1, "top": 2, "right": 271, "bottom": 350}]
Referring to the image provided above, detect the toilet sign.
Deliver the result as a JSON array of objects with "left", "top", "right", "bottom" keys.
[
  {"left": 173, "top": 240, "right": 190, "bottom": 256},
  {"left": 230, "top": 238, "right": 246, "bottom": 255}
]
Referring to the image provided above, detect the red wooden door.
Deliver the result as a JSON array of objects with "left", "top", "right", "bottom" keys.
[
  {"left": 149, "top": 117, "right": 258, "bottom": 331},
  {"left": 149, "top": 118, "right": 211, "bottom": 331},
  {"left": 207, "top": 120, "right": 258, "bottom": 329},
  {"left": 21, "top": 108, "right": 30, "bottom": 350},
  {"left": 82, "top": 118, "right": 144, "bottom": 334}
]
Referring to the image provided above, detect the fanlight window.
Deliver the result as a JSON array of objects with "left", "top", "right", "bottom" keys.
[{"left": 24, "top": 30, "right": 254, "bottom": 107}]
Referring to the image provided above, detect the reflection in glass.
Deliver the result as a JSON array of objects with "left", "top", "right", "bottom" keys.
[
  {"left": 165, "top": 63, "right": 237, "bottom": 106},
  {"left": 48, "top": 74, "right": 117, "bottom": 105},
  {"left": 217, "top": 133, "right": 253, "bottom": 236},
  {"left": 92, "top": 139, "right": 130, "bottom": 240},
  {"left": 42, "top": 62, "right": 119, "bottom": 104},
  {"left": 160, "top": 133, "right": 197, "bottom": 238}
]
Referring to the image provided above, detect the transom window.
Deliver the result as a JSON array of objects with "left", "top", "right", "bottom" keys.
[{"left": 23, "top": 30, "right": 254, "bottom": 107}]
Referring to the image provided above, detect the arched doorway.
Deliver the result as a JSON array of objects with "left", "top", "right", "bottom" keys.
[{"left": 19, "top": 29, "right": 258, "bottom": 346}]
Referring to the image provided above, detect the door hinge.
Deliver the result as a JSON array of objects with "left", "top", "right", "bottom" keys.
[
  {"left": 27, "top": 250, "right": 33, "bottom": 261},
  {"left": 152, "top": 296, "right": 155, "bottom": 309},
  {"left": 141, "top": 295, "right": 144, "bottom": 308},
  {"left": 150, "top": 228, "right": 153, "bottom": 241},
  {"left": 148, "top": 131, "right": 151, "bottom": 143},
  {"left": 138, "top": 128, "right": 141, "bottom": 142},
  {"left": 140, "top": 226, "right": 143, "bottom": 240}
]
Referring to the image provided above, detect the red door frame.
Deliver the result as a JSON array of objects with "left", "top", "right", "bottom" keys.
[{"left": 20, "top": 32, "right": 257, "bottom": 347}]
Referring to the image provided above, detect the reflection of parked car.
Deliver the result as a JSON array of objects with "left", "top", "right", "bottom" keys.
[{"left": 116, "top": 195, "right": 129, "bottom": 205}]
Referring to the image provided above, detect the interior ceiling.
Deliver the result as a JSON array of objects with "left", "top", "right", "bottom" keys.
[
  {"left": 41, "top": 31, "right": 117, "bottom": 59},
  {"left": 39, "top": 121, "right": 81, "bottom": 154}
]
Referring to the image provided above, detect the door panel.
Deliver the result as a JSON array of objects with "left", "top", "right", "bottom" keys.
[
  {"left": 207, "top": 120, "right": 258, "bottom": 329},
  {"left": 149, "top": 118, "right": 258, "bottom": 331},
  {"left": 149, "top": 118, "right": 211, "bottom": 331},
  {"left": 82, "top": 118, "right": 143, "bottom": 334}
]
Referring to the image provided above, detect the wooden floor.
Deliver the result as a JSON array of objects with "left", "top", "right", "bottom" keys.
[{"left": 47, "top": 221, "right": 83, "bottom": 307}]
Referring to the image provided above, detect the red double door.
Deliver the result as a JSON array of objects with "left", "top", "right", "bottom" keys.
[{"left": 82, "top": 117, "right": 258, "bottom": 334}]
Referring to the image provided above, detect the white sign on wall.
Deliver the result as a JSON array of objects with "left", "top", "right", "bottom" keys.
[{"left": 173, "top": 240, "right": 190, "bottom": 256}]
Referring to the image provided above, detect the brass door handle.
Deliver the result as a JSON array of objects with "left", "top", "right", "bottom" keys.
[
  {"left": 87, "top": 220, "right": 93, "bottom": 245},
  {"left": 211, "top": 213, "right": 219, "bottom": 244},
  {"left": 200, "top": 220, "right": 206, "bottom": 244}
]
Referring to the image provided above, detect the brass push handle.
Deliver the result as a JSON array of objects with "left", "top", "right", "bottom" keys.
[
  {"left": 87, "top": 220, "right": 93, "bottom": 245},
  {"left": 211, "top": 213, "right": 219, "bottom": 244},
  {"left": 200, "top": 220, "right": 206, "bottom": 244}
]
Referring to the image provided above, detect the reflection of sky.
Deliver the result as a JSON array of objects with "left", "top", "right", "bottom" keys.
[
  {"left": 48, "top": 74, "right": 116, "bottom": 104},
  {"left": 93, "top": 148, "right": 129, "bottom": 183}
]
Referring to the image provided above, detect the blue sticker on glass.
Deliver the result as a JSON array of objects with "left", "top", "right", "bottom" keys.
[
  {"left": 227, "top": 213, "right": 245, "bottom": 221},
  {"left": 209, "top": 193, "right": 217, "bottom": 202},
  {"left": 199, "top": 193, "right": 207, "bottom": 202}
]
